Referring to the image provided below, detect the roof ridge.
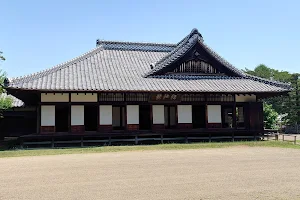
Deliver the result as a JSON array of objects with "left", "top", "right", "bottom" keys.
[
  {"left": 10, "top": 46, "right": 104, "bottom": 84},
  {"left": 96, "top": 39, "right": 177, "bottom": 47},
  {"left": 245, "top": 74, "right": 291, "bottom": 89}
]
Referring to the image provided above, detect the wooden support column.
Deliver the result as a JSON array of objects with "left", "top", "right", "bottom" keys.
[
  {"left": 68, "top": 93, "right": 71, "bottom": 133},
  {"left": 233, "top": 95, "right": 237, "bottom": 129},
  {"left": 36, "top": 104, "right": 41, "bottom": 134}
]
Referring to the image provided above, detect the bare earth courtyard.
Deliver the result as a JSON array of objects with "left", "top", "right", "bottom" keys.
[{"left": 1, "top": 147, "right": 300, "bottom": 200}]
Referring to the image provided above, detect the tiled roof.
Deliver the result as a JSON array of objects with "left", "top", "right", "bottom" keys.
[
  {"left": 8, "top": 29, "right": 290, "bottom": 93},
  {"left": 0, "top": 93, "right": 24, "bottom": 107}
]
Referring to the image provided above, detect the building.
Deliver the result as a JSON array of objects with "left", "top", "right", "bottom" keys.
[{"left": 4, "top": 29, "right": 291, "bottom": 145}]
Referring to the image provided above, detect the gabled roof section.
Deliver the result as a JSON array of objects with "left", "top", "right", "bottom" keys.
[{"left": 144, "top": 28, "right": 246, "bottom": 77}]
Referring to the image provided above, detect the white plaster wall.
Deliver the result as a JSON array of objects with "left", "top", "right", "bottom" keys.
[
  {"left": 99, "top": 105, "right": 112, "bottom": 125},
  {"left": 112, "top": 107, "right": 121, "bottom": 127},
  {"left": 127, "top": 105, "right": 139, "bottom": 124},
  {"left": 71, "top": 93, "right": 97, "bottom": 102},
  {"left": 178, "top": 105, "right": 192, "bottom": 123},
  {"left": 41, "top": 93, "right": 69, "bottom": 102},
  {"left": 235, "top": 94, "right": 256, "bottom": 102},
  {"left": 71, "top": 105, "right": 84, "bottom": 125},
  {"left": 207, "top": 105, "right": 222, "bottom": 123},
  {"left": 41, "top": 105, "right": 55, "bottom": 126},
  {"left": 152, "top": 105, "right": 164, "bottom": 124}
]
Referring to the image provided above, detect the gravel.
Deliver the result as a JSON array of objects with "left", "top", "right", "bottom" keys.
[{"left": 1, "top": 147, "right": 300, "bottom": 200}]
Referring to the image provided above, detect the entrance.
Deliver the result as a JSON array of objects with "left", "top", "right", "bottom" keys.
[
  {"left": 192, "top": 105, "right": 206, "bottom": 128},
  {"left": 164, "top": 105, "right": 176, "bottom": 129},
  {"left": 55, "top": 105, "right": 69, "bottom": 132},
  {"left": 139, "top": 105, "right": 151, "bottom": 130},
  {"left": 222, "top": 105, "right": 234, "bottom": 128},
  {"left": 112, "top": 106, "right": 125, "bottom": 130},
  {"left": 84, "top": 105, "right": 98, "bottom": 131}
]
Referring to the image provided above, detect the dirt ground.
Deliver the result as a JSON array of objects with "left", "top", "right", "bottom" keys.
[{"left": 1, "top": 147, "right": 300, "bottom": 200}]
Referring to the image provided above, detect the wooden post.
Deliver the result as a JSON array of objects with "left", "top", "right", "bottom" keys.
[
  {"left": 275, "top": 134, "right": 278, "bottom": 141},
  {"left": 185, "top": 135, "right": 188, "bottom": 144},
  {"left": 294, "top": 136, "right": 297, "bottom": 145},
  {"left": 81, "top": 136, "right": 84, "bottom": 147},
  {"left": 135, "top": 136, "right": 138, "bottom": 145},
  {"left": 51, "top": 137, "right": 54, "bottom": 148},
  {"left": 160, "top": 134, "right": 163, "bottom": 144},
  {"left": 20, "top": 139, "right": 24, "bottom": 149},
  {"left": 267, "top": 134, "right": 269, "bottom": 141},
  {"left": 209, "top": 133, "right": 211, "bottom": 142},
  {"left": 232, "top": 132, "right": 234, "bottom": 142},
  {"left": 282, "top": 135, "right": 285, "bottom": 141},
  {"left": 108, "top": 136, "right": 111, "bottom": 145}
]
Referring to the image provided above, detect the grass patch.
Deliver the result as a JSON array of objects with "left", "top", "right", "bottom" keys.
[{"left": 0, "top": 141, "right": 299, "bottom": 158}]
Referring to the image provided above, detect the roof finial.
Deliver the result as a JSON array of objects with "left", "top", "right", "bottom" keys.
[{"left": 189, "top": 28, "right": 203, "bottom": 41}]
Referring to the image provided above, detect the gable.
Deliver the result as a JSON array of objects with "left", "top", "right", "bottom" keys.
[{"left": 150, "top": 41, "right": 238, "bottom": 76}]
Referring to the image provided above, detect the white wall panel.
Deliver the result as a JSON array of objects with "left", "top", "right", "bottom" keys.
[
  {"left": 99, "top": 105, "right": 112, "bottom": 125},
  {"left": 127, "top": 105, "right": 139, "bottom": 124},
  {"left": 152, "top": 105, "right": 164, "bottom": 124},
  {"left": 71, "top": 93, "right": 97, "bottom": 102},
  {"left": 41, "top": 93, "right": 69, "bottom": 102},
  {"left": 71, "top": 105, "right": 84, "bottom": 125},
  {"left": 41, "top": 105, "right": 55, "bottom": 126},
  {"left": 207, "top": 105, "right": 222, "bottom": 123},
  {"left": 178, "top": 105, "right": 192, "bottom": 123}
]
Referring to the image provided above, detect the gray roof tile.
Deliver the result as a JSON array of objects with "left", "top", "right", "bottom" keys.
[{"left": 8, "top": 29, "right": 290, "bottom": 93}]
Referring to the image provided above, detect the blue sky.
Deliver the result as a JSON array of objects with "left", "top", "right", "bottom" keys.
[{"left": 1, "top": 0, "right": 299, "bottom": 78}]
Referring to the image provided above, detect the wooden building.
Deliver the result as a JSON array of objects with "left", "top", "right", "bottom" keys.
[{"left": 4, "top": 29, "right": 291, "bottom": 145}]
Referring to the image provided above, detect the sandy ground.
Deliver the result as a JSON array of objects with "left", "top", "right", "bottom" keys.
[{"left": 1, "top": 147, "right": 300, "bottom": 200}]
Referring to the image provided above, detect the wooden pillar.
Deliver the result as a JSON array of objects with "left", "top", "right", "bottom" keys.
[
  {"left": 68, "top": 93, "right": 71, "bottom": 133},
  {"left": 36, "top": 104, "right": 41, "bottom": 134},
  {"left": 233, "top": 95, "right": 237, "bottom": 129}
]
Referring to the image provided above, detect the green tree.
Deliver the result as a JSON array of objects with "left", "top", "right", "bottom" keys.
[
  {"left": 0, "top": 51, "right": 12, "bottom": 113},
  {"left": 263, "top": 102, "right": 279, "bottom": 129},
  {"left": 243, "top": 64, "right": 300, "bottom": 125}
]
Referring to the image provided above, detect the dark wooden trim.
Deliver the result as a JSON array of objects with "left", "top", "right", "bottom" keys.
[
  {"left": 68, "top": 93, "right": 71, "bottom": 133},
  {"left": 36, "top": 94, "right": 41, "bottom": 134},
  {"left": 233, "top": 97, "right": 237, "bottom": 129},
  {"left": 97, "top": 93, "right": 100, "bottom": 130}
]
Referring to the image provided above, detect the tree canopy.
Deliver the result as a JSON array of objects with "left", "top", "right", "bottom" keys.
[
  {"left": 0, "top": 51, "right": 12, "bottom": 112},
  {"left": 244, "top": 64, "right": 300, "bottom": 125}
]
